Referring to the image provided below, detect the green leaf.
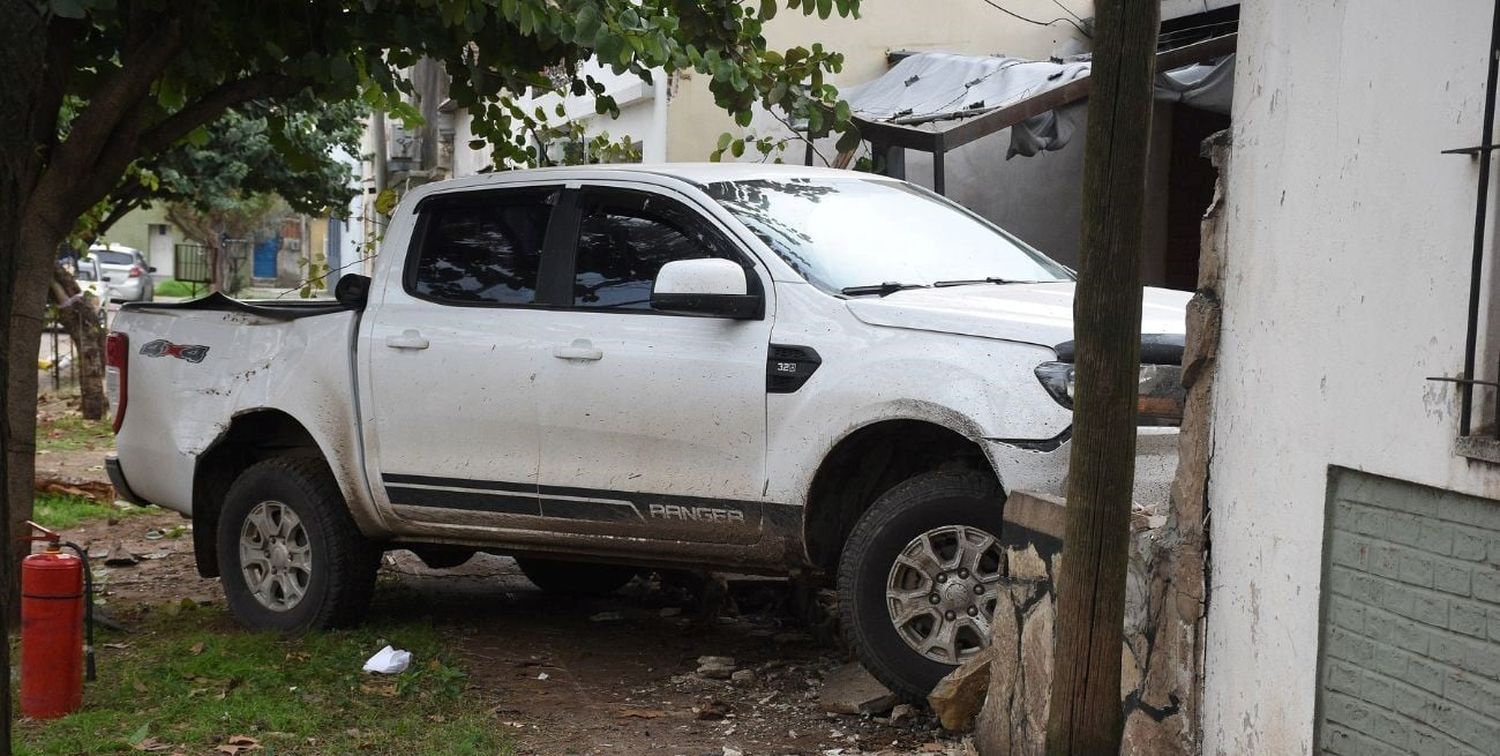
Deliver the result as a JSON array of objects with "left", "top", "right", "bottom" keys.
[
  {"left": 48, "top": 0, "right": 86, "bottom": 19},
  {"left": 576, "top": 5, "right": 601, "bottom": 42},
  {"left": 374, "top": 188, "right": 399, "bottom": 216},
  {"left": 834, "top": 100, "right": 851, "bottom": 125},
  {"left": 730, "top": 139, "right": 745, "bottom": 158},
  {"left": 717, "top": 132, "right": 733, "bottom": 151},
  {"left": 835, "top": 128, "right": 861, "bottom": 154},
  {"left": 816, "top": 0, "right": 832, "bottom": 17},
  {"left": 759, "top": 0, "right": 777, "bottom": 20}
]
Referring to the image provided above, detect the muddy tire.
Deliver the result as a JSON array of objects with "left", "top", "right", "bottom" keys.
[
  {"left": 837, "top": 470, "right": 1005, "bottom": 702},
  {"left": 218, "top": 455, "right": 379, "bottom": 633},
  {"left": 515, "top": 557, "right": 637, "bottom": 596}
]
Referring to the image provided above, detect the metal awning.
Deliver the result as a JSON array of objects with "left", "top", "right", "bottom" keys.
[{"left": 846, "top": 33, "right": 1237, "bottom": 193}]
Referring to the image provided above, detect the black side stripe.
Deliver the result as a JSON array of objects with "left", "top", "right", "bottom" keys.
[
  {"left": 384, "top": 486, "right": 536, "bottom": 515},
  {"left": 381, "top": 473, "right": 786, "bottom": 525},
  {"left": 382, "top": 473, "right": 535, "bottom": 494}
]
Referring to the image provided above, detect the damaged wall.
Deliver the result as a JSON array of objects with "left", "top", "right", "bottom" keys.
[{"left": 1204, "top": 1, "right": 1500, "bottom": 752}]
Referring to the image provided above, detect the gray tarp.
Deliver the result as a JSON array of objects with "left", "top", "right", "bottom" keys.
[{"left": 845, "top": 51, "right": 1235, "bottom": 159}]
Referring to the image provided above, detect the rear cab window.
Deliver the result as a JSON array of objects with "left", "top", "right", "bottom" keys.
[{"left": 406, "top": 187, "right": 558, "bottom": 306}]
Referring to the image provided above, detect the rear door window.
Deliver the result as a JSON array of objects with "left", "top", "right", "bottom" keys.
[{"left": 409, "top": 188, "right": 557, "bottom": 305}]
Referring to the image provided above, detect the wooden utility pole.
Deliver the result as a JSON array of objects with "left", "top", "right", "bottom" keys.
[{"left": 1045, "top": 1, "right": 1160, "bottom": 753}]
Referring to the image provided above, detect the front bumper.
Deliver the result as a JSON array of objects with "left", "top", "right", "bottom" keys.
[
  {"left": 983, "top": 426, "right": 1179, "bottom": 513},
  {"left": 106, "top": 455, "right": 153, "bottom": 507}
]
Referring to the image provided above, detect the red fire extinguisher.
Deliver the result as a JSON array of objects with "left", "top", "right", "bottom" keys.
[{"left": 19, "top": 520, "right": 96, "bottom": 720}]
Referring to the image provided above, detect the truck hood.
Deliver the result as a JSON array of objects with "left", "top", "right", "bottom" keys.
[{"left": 843, "top": 281, "right": 1190, "bottom": 349}]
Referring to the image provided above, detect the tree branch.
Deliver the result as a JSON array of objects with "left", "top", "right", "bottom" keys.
[{"left": 138, "top": 73, "right": 311, "bottom": 155}]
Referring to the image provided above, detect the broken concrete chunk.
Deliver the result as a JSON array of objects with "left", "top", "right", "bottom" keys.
[
  {"left": 103, "top": 540, "right": 138, "bottom": 567},
  {"left": 1007, "top": 544, "right": 1048, "bottom": 582},
  {"left": 697, "top": 655, "right": 737, "bottom": 679},
  {"left": 889, "top": 703, "right": 917, "bottom": 726},
  {"left": 928, "top": 648, "right": 993, "bottom": 732},
  {"left": 819, "top": 662, "right": 897, "bottom": 716},
  {"left": 730, "top": 668, "right": 757, "bottom": 685}
]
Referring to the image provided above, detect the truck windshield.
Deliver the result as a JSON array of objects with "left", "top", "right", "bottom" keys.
[{"left": 704, "top": 177, "right": 1071, "bottom": 295}]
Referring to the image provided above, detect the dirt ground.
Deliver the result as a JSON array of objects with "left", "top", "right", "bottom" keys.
[{"left": 45, "top": 445, "right": 972, "bottom": 755}]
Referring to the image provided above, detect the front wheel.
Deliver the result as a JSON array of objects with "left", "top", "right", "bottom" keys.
[
  {"left": 837, "top": 470, "right": 1005, "bottom": 702},
  {"left": 217, "top": 456, "right": 379, "bottom": 633}
]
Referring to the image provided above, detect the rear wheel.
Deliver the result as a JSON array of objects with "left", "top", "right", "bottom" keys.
[
  {"left": 217, "top": 456, "right": 379, "bottom": 633},
  {"left": 515, "top": 557, "right": 637, "bottom": 596},
  {"left": 837, "top": 470, "right": 1005, "bottom": 701}
]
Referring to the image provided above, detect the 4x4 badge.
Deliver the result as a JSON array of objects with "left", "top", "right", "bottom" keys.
[{"left": 139, "top": 339, "right": 210, "bottom": 364}]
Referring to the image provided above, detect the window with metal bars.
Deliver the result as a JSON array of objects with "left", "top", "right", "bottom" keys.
[{"left": 1432, "top": 1, "right": 1500, "bottom": 440}]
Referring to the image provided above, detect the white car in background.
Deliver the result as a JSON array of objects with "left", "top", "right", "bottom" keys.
[
  {"left": 88, "top": 243, "right": 155, "bottom": 302},
  {"left": 105, "top": 164, "right": 1188, "bottom": 700}
]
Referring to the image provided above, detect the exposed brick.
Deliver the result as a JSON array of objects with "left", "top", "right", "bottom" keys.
[
  {"left": 1360, "top": 671, "right": 1396, "bottom": 710},
  {"left": 1322, "top": 723, "right": 1406, "bottom": 756},
  {"left": 1408, "top": 657, "right": 1447, "bottom": 694},
  {"left": 1328, "top": 597, "right": 1366, "bottom": 634},
  {"left": 1323, "top": 660, "right": 1362, "bottom": 696},
  {"left": 1416, "top": 521, "right": 1456, "bottom": 556},
  {"left": 1340, "top": 500, "right": 1386, "bottom": 538},
  {"left": 1327, "top": 626, "right": 1377, "bottom": 666},
  {"left": 1453, "top": 600, "right": 1489, "bottom": 638},
  {"left": 1329, "top": 532, "right": 1369, "bottom": 571},
  {"left": 1325, "top": 691, "right": 1409, "bottom": 750},
  {"left": 1412, "top": 592, "right": 1451, "bottom": 628},
  {"left": 1434, "top": 562, "right": 1473, "bottom": 597},
  {"left": 1432, "top": 495, "right": 1500, "bottom": 533},
  {"left": 1369, "top": 543, "right": 1401, "bottom": 579},
  {"left": 1399, "top": 552, "right": 1437, "bottom": 588},
  {"left": 1409, "top": 723, "right": 1485, "bottom": 756},
  {"left": 1447, "top": 670, "right": 1500, "bottom": 721},
  {"left": 1454, "top": 531, "right": 1489, "bottom": 561},
  {"left": 1391, "top": 617, "right": 1432, "bottom": 654},
  {"left": 1473, "top": 568, "right": 1500, "bottom": 604},
  {"left": 1430, "top": 633, "right": 1500, "bottom": 682}
]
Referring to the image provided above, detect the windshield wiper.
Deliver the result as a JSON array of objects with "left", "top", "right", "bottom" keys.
[
  {"left": 932, "top": 277, "right": 1032, "bottom": 287},
  {"left": 840, "top": 282, "right": 930, "bottom": 297}
]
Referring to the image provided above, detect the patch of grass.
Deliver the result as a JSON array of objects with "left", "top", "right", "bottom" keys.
[
  {"left": 36, "top": 413, "right": 113, "bottom": 452},
  {"left": 14, "top": 606, "right": 513, "bottom": 755},
  {"left": 154, "top": 278, "right": 204, "bottom": 298},
  {"left": 31, "top": 494, "right": 149, "bottom": 530}
]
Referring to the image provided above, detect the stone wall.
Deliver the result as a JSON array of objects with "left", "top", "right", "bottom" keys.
[{"left": 969, "top": 134, "right": 1229, "bottom": 755}]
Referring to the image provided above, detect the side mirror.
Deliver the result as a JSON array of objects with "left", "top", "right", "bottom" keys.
[
  {"left": 147, "top": 266, "right": 157, "bottom": 273},
  {"left": 102, "top": 276, "right": 113, "bottom": 282},
  {"left": 651, "top": 258, "right": 762, "bottom": 319},
  {"left": 335, "top": 273, "right": 371, "bottom": 309}
]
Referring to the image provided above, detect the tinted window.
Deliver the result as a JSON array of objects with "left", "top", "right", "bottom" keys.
[
  {"left": 90, "top": 250, "right": 135, "bottom": 266},
  {"left": 572, "top": 192, "right": 737, "bottom": 310},
  {"left": 411, "top": 189, "right": 555, "bottom": 305}
]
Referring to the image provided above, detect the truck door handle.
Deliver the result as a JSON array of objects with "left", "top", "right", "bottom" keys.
[
  {"left": 385, "top": 329, "right": 429, "bottom": 350},
  {"left": 553, "top": 339, "right": 602, "bottom": 361}
]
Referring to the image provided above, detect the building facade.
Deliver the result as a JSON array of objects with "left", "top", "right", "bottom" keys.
[{"left": 1204, "top": 1, "right": 1500, "bottom": 753}]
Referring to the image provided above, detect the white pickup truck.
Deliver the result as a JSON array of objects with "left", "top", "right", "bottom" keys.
[{"left": 105, "top": 164, "right": 1186, "bottom": 699}]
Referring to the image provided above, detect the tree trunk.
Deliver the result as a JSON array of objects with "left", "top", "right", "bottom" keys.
[
  {"left": 1044, "top": 2, "right": 1160, "bottom": 754},
  {"left": 49, "top": 265, "right": 108, "bottom": 420}
]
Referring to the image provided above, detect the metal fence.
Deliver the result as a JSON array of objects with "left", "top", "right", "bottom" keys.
[{"left": 173, "top": 240, "right": 251, "bottom": 293}]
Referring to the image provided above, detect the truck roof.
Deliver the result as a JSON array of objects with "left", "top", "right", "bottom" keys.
[{"left": 414, "top": 163, "right": 870, "bottom": 198}]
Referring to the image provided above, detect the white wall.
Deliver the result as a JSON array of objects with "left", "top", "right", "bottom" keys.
[{"left": 1206, "top": 1, "right": 1500, "bottom": 752}]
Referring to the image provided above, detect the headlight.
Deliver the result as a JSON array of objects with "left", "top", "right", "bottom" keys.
[
  {"left": 1034, "top": 361, "right": 1184, "bottom": 426},
  {"left": 1034, "top": 362, "right": 1075, "bottom": 409}
]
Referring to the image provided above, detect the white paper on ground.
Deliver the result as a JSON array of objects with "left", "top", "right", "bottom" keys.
[{"left": 362, "top": 645, "right": 412, "bottom": 674}]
